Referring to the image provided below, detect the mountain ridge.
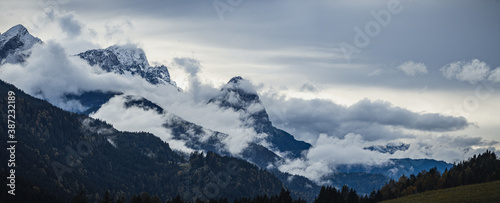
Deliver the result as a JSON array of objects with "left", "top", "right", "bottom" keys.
[
  {"left": 77, "top": 45, "right": 176, "bottom": 86},
  {"left": 0, "top": 24, "right": 464, "bottom": 200},
  {"left": 0, "top": 79, "right": 285, "bottom": 202}
]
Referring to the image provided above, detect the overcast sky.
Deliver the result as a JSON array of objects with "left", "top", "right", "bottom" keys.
[{"left": 1, "top": 0, "right": 500, "bottom": 166}]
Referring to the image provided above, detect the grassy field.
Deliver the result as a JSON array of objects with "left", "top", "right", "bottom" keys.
[{"left": 382, "top": 180, "right": 500, "bottom": 203}]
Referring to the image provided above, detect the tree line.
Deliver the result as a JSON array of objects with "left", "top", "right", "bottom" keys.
[
  {"left": 372, "top": 150, "right": 500, "bottom": 202},
  {"left": 71, "top": 151, "right": 500, "bottom": 203},
  {"left": 73, "top": 189, "right": 306, "bottom": 203}
]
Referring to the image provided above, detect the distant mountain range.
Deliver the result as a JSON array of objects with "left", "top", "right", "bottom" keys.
[
  {"left": 336, "top": 158, "right": 452, "bottom": 180},
  {"left": 0, "top": 24, "right": 455, "bottom": 201},
  {"left": 364, "top": 143, "right": 410, "bottom": 155}
]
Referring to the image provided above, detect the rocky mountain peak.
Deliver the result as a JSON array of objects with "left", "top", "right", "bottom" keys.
[
  {"left": 0, "top": 24, "right": 42, "bottom": 64},
  {"left": 105, "top": 45, "right": 150, "bottom": 69},
  {"left": 210, "top": 76, "right": 312, "bottom": 158},
  {"left": 210, "top": 76, "right": 262, "bottom": 112},
  {"left": 77, "top": 45, "right": 175, "bottom": 86}
]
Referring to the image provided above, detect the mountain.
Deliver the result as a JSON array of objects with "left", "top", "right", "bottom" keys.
[
  {"left": 104, "top": 94, "right": 282, "bottom": 169},
  {"left": 0, "top": 79, "right": 285, "bottom": 202},
  {"left": 0, "top": 24, "right": 42, "bottom": 64},
  {"left": 77, "top": 45, "right": 176, "bottom": 86},
  {"left": 380, "top": 180, "right": 500, "bottom": 203},
  {"left": 67, "top": 45, "right": 178, "bottom": 113},
  {"left": 374, "top": 151, "right": 500, "bottom": 202},
  {"left": 209, "top": 76, "right": 311, "bottom": 158},
  {"left": 325, "top": 172, "right": 391, "bottom": 195},
  {"left": 95, "top": 94, "right": 323, "bottom": 201},
  {"left": 269, "top": 169, "right": 321, "bottom": 201},
  {"left": 364, "top": 143, "right": 410, "bottom": 154},
  {"left": 0, "top": 24, "right": 460, "bottom": 202},
  {"left": 64, "top": 91, "right": 122, "bottom": 114},
  {"left": 337, "top": 158, "right": 453, "bottom": 179}
]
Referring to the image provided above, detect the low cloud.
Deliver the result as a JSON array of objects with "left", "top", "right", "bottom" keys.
[
  {"left": 278, "top": 133, "right": 390, "bottom": 183},
  {"left": 392, "top": 134, "right": 497, "bottom": 164},
  {"left": 91, "top": 94, "right": 268, "bottom": 156},
  {"left": 172, "top": 57, "right": 220, "bottom": 103},
  {"left": 397, "top": 61, "right": 428, "bottom": 76},
  {"left": 0, "top": 41, "right": 268, "bottom": 157},
  {"left": 92, "top": 95, "right": 196, "bottom": 153},
  {"left": 0, "top": 41, "right": 153, "bottom": 111},
  {"left": 278, "top": 132, "right": 496, "bottom": 184}
]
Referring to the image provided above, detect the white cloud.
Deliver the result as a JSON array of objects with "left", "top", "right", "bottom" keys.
[
  {"left": 0, "top": 41, "right": 154, "bottom": 111},
  {"left": 92, "top": 95, "right": 195, "bottom": 153},
  {"left": 397, "top": 61, "right": 428, "bottom": 76},
  {"left": 441, "top": 59, "right": 491, "bottom": 84},
  {"left": 89, "top": 93, "right": 269, "bottom": 156},
  {"left": 171, "top": 57, "right": 221, "bottom": 103},
  {"left": 488, "top": 67, "right": 500, "bottom": 83},
  {"left": 308, "top": 133, "right": 390, "bottom": 166},
  {"left": 392, "top": 134, "right": 497, "bottom": 164},
  {"left": 278, "top": 157, "right": 332, "bottom": 184},
  {"left": 278, "top": 133, "right": 391, "bottom": 184},
  {"left": 277, "top": 131, "right": 497, "bottom": 184}
]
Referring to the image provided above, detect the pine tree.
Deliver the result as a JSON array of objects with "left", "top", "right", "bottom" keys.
[
  {"left": 99, "top": 190, "right": 113, "bottom": 203},
  {"left": 141, "top": 192, "right": 152, "bottom": 203},
  {"left": 277, "top": 188, "right": 293, "bottom": 203},
  {"left": 72, "top": 190, "right": 87, "bottom": 203},
  {"left": 116, "top": 196, "right": 126, "bottom": 203}
]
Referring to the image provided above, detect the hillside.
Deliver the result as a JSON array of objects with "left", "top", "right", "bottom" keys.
[
  {"left": 0, "top": 79, "right": 284, "bottom": 202},
  {"left": 382, "top": 180, "right": 500, "bottom": 203}
]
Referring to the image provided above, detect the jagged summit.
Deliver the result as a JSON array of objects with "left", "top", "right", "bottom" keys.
[
  {"left": 78, "top": 45, "right": 149, "bottom": 74},
  {"left": 210, "top": 76, "right": 312, "bottom": 158},
  {"left": 78, "top": 45, "right": 175, "bottom": 86},
  {"left": 210, "top": 76, "right": 261, "bottom": 111},
  {"left": 224, "top": 76, "right": 257, "bottom": 93},
  {"left": 0, "top": 24, "right": 42, "bottom": 64},
  {"left": 106, "top": 44, "right": 150, "bottom": 69},
  {"left": 364, "top": 143, "right": 410, "bottom": 155},
  {"left": 2, "top": 25, "right": 28, "bottom": 38},
  {"left": 228, "top": 76, "right": 243, "bottom": 83}
]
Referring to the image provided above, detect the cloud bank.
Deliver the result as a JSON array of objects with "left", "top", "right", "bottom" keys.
[
  {"left": 261, "top": 95, "right": 470, "bottom": 143},
  {"left": 0, "top": 41, "right": 154, "bottom": 111}
]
